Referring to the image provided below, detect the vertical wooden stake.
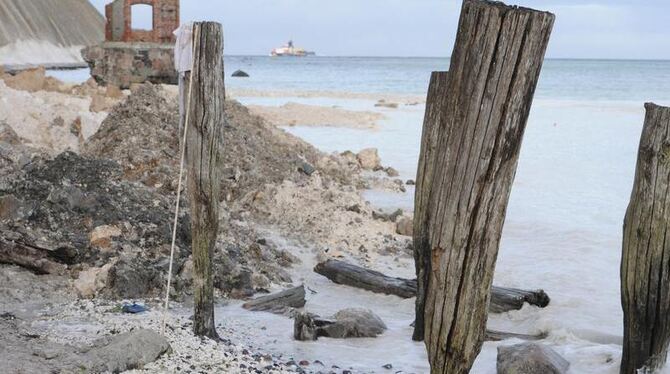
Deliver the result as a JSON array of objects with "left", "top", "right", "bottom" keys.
[
  {"left": 621, "top": 103, "right": 670, "bottom": 374},
  {"left": 413, "top": 71, "right": 449, "bottom": 341},
  {"left": 185, "top": 21, "right": 225, "bottom": 340},
  {"left": 418, "top": 1, "right": 553, "bottom": 372}
]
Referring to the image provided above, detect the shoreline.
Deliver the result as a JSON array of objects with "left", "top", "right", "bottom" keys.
[{"left": 0, "top": 71, "right": 418, "bottom": 373}]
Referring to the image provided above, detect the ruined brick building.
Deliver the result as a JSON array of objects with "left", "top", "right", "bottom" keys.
[
  {"left": 83, "top": 0, "right": 180, "bottom": 88},
  {"left": 105, "top": 0, "right": 179, "bottom": 43}
]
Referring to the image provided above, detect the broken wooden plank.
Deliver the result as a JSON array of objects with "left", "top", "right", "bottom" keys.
[
  {"left": 485, "top": 329, "right": 547, "bottom": 342},
  {"left": 242, "top": 285, "right": 306, "bottom": 315}
]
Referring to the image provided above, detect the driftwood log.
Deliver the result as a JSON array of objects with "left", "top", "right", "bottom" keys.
[
  {"left": 314, "top": 259, "right": 549, "bottom": 312},
  {"left": 415, "top": 1, "right": 554, "bottom": 372},
  {"left": 242, "top": 285, "right": 306, "bottom": 315},
  {"left": 0, "top": 236, "right": 71, "bottom": 275},
  {"left": 184, "top": 22, "right": 225, "bottom": 340},
  {"left": 621, "top": 103, "right": 670, "bottom": 374}
]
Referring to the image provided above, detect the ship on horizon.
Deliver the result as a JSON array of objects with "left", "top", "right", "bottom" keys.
[{"left": 270, "top": 40, "right": 315, "bottom": 57}]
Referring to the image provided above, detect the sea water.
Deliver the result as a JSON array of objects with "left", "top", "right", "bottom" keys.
[
  {"left": 223, "top": 57, "right": 670, "bottom": 373},
  {"left": 51, "top": 57, "right": 670, "bottom": 373}
]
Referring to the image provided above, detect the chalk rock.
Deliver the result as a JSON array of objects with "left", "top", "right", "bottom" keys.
[
  {"left": 74, "top": 264, "right": 112, "bottom": 298},
  {"left": 497, "top": 343, "right": 569, "bottom": 374},
  {"left": 3, "top": 67, "right": 46, "bottom": 92},
  {"left": 396, "top": 216, "right": 413, "bottom": 236},
  {"left": 90, "top": 93, "right": 117, "bottom": 113},
  {"left": 83, "top": 329, "right": 171, "bottom": 373},
  {"left": 90, "top": 225, "right": 121, "bottom": 249},
  {"left": 0, "top": 122, "right": 21, "bottom": 145},
  {"left": 357, "top": 148, "right": 381, "bottom": 170},
  {"left": 106, "top": 85, "right": 124, "bottom": 99}
]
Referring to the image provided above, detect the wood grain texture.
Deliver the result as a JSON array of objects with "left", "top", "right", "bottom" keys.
[
  {"left": 621, "top": 103, "right": 670, "bottom": 374},
  {"left": 419, "top": 1, "right": 554, "bottom": 372},
  {"left": 185, "top": 22, "right": 225, "bottom": 340},
  {"left": 413, "top": 71, "right": 450, "bottom": 341}
]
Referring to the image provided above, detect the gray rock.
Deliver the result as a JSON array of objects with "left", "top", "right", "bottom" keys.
[
  {"left": 294, "top": 308, "right": 387, "bottom": 340},
  {"left": 372, "top": 209, "right": 403, "bottom": 222},
  {"left": 497, "top": 343, "right": 569, "bottom": 374},
  {"left": 298, "top": 161, "right": 315, "bottom": 176},
  {"left": 327, "top": 308, "right": 387, "bottom": 338},
  {"left": 83, "top": 329, "right": 171, "bottom": 373},
  {"left": 232, "top": 70, "right": 250, "bottom": 77}
]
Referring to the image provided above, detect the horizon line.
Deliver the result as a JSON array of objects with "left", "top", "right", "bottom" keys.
[{"left": 223, "top": 55, "right": 670, "bottom": 62}]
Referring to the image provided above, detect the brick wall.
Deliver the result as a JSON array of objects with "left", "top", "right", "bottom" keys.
[{"left": 105, "top": 0, "right": 179, "bottom": 43}]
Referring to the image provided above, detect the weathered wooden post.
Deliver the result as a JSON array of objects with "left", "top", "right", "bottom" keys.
[
  {"left": 416, "top": 1, "right": 554, "bottom": 372},
  {"left": 413, "top": 71, "right": 449, "bottom": 341},
  {"left": 621, "top": 103, "right": 670, "bottom": 374},
  {"left": 184, "top": 21, "right": 225, "bottom": 340}
]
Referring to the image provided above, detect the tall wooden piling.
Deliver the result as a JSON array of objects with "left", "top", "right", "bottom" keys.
[
  {"left": 184, "top": 21, "right": 225, "bottom": 340},
  {"left": 413, "top": 71, "right": 449, "bottom": 341},
  {"left": 416, "top": 1, "right": 554, "bottom": 372},
  {"left": 621, "top": 103, "right": 670, "bottom": 374}
]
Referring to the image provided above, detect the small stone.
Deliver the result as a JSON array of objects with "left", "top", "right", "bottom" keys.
[
  {"left": 406, "top": 179, "right": 416, "bottom": 185},
  {"left": 299, "top": 360, "right": 309, "bottom": 366},
  {"left": 382, "top": 363, "right": 393, "bottom": 369},
  {"left": 90, "top": 225, "right": 122, "bottom": 249},
  {"left": 298, "top": 162, "right": 315, "bottom": 176},
  {"left": 395, "top": 216, "right": 413, "bottom": 236},
  {"left": 385, "top": 167, "right": 399, "bottom": 177},
  {"left": 356, "top": 148, "right": 382, "bottom": 170},
  {"left": 497, "top": 343, "right": 569, "bottom": 374},
  {"left": 232, "top": 70, "right": 250, "bottom": 77}
]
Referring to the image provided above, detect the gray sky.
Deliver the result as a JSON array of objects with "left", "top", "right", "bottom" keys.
[{"left": 90, "top": 0, "right": 670, "bottom": 59}]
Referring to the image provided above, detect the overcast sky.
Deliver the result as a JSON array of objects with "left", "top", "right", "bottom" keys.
[{"left": 90, "top": 0, "right": 670, "bottom": 59}]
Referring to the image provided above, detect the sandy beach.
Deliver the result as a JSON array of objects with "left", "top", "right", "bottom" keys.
[{"left": 0, "top": 69, "right": 422, "bottom": 373}]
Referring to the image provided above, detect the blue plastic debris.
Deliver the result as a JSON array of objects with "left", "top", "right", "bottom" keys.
[{"left": 121, "top": 303, "right": 147, "bottom": 314}]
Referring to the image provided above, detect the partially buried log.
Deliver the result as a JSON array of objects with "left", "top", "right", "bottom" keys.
[
  {"left": 414, "top": 1, "right": 554, "bottom": 372},
  {"left": 0, "top": 236, "right": 76, "bottom": 275},
  {"left": 314, "top": 259, "right": 549, "bottom": 312},
  {"left": 621, "top": 103, "right": 670, "bottom": 374},
  {"left": 184, "top": 22, "right": 225, "bottom": 340},
  {"left": 242, "top": 285, "right": 306, "bottom": 315}
]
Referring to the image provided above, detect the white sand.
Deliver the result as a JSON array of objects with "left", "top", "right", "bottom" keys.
[{"left": 248, "top": 102, "right": 385, "bottom": 129}]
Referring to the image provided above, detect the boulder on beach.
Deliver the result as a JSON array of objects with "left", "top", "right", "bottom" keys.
[
  {"left": 396, "top": 216, "right": 413, "bottom": 236},
  {"left": 294, "top": 308, "right": 387, "bottom": 341},
  {"left": 232, "top": 70, "right": 250, "bottom": 77},
  {"left": 497, "top": 343, "right": 569, "bottom": 374},
  {"left": 357, "top": 148, "right": 381, "bottom": 170},
  {"left": 82, "top": 329, "right": 171, "bottom": 373}
]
